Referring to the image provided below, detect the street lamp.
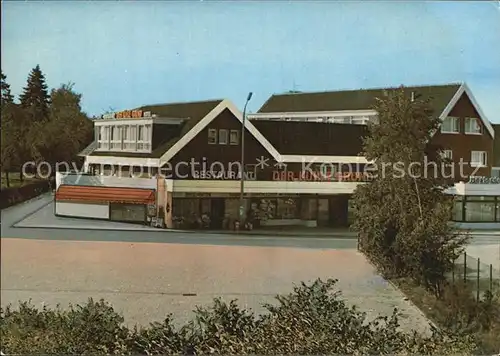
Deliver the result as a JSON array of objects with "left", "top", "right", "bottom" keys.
[{"left": 239, "top": 92, "right": 253, "bottom": 223}]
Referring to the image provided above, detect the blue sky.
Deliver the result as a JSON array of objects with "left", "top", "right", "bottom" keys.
[{"left": 2, "top": 1, "right": 499, "bottom": 122}]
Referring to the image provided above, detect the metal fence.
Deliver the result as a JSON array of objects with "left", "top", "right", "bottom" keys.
[{"left": 449, "top": 252, "right": 500, "bottom": 300}]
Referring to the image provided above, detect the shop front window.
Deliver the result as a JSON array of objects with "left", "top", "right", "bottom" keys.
[
  {"left": 464, "top": 196, "right": 496, "bottom": 222},
  {"left": 277, "top": 198, "right": 299, "bottom": 219},
  {"left": 110, "top": 203, "right": 146, "bottom": 223},
  {"left": 452, "top": 196, "right": 463, "bottom": 221},
  {"left": 497, "top": 197, "right": 500, "bottom": 222}
]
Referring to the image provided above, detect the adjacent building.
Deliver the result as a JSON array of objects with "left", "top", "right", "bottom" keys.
[{"left": 55, "top": 82, "right": 499, "bottom": 229}]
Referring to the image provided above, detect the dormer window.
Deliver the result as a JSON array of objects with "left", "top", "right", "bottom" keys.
[
  {"left": 465, "top": 117, "right": 481, "bottom": 134},
  {"left": 96, "top": 123, "right": 152, "bottom": 152},
  {"left": 441, "top": 117, "right": 459, "bottom": 133}
]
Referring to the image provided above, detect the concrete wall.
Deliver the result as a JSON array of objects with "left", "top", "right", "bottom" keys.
[{"left": 55, "top": 201, "right": 110, "bottom": 219}]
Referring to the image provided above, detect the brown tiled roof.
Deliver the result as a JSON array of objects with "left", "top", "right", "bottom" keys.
[
  {"left": 137, "top": 99, "right": 223, "bottom": 120},
  {"left": 56, "top": 185, "right": 155, "bottom": 204},
  {"left": 258, "top": 83, "right": 461, "bottom": 115},
  {"left": 252, "top": 121, "right": 368, "bottom": 156},
  {"left": 493, "top": 124, "right": 500, "bottom": 167},
  {"left": 86, "top": 99, "right": 223, "bottom": 158}
]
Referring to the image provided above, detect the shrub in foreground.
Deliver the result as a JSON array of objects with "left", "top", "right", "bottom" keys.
[{"left": 0, "top": 279, "right": 476, "bottom": 355}]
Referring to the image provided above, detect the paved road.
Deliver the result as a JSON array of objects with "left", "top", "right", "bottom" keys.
[
  {"left": 1, "top": 194, "right": 497, "bottom": 333},
  {"left": 1, "top": 194, "right": 358, "bottom": 249},
  {"left": 1, "top": 194, "right": 434, "bottom": 334}
]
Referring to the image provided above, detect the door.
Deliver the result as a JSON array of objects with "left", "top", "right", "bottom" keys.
[
  {"left": 317, "top": 198, "right": 330, "bottom": 227},
  {"left": 210, "top": 198, "right": 225, "bottom": 229},
  {"left": 329, "top": 196, "right": 349, "bottom": 227}
]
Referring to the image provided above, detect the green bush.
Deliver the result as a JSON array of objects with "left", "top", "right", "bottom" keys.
[
  {"left": 1, "top": 279, "right": 476, "bottom": 355},
  {"left": 0, "top": 179, "right": 50, "bottom": 209}
]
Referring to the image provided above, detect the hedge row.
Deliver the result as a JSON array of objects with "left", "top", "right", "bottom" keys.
[
  {"left": 0, "top": 179, "right": 51, "bottom": 210},
  {"left": 0, "top": 279, "right": 476, "bottom": 355}
]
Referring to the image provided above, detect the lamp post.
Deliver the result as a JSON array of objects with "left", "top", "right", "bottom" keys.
[{"left": 239, "top": 92, "right": 253, "bottom": 223}]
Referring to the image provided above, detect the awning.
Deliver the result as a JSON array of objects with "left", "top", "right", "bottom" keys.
[{"left": 55, "top": 185, "right": 155, "bottom": 205}]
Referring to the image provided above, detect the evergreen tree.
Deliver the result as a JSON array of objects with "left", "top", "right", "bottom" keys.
[
  {"left": 19, "top": 64, "right": 50, "bottom": 121},
  {"left": 1, "top": 71, "right": 14, "bottom": 105}
]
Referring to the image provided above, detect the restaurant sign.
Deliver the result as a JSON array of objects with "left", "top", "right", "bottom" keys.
[
  {"left": 101, "top": 110, "right": 152, "bottom": 119},
  {"left": 192, "top": 170, "right": 257, "bottom": 180},
  {"left": 468, "top": 176, "right": 500, "bottom": 184},
  {"left": 272, "top": 170, "right": 373, "bottom": 182}
]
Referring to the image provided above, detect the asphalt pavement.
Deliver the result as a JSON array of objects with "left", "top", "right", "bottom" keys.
[{"left": 1, "top": 193, "right": 358, "bottom": 249}]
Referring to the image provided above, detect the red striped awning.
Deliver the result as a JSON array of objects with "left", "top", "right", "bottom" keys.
[{"left": 55, "top": 185, "right": 155, "bottom": 205}]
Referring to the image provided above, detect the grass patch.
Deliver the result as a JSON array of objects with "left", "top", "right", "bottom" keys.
[
  {"left": 1, "top": 172, "right": 46, "bottom": 189},
  {"left": 392, "top": 277, "right": 500, "bottom": 355}
]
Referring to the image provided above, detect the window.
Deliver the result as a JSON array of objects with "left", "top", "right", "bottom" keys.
[
  {"left": 276, "top": 198, "right": 299, "bottom": 219},
  {"left": 219, "top": 129, "right": 228, "bottom": 144},
  {"left": 102, "top": 126, "right": 110, "bottom": 150},
  {"left": 441, "top": 117, "right": 459, "bottom": 133},
  {"left": 464, "top": 199, "right": 495, "bottom": 222},
  {"left": 138, "top": 125, "right": 144, "bottom": 141},
  {"left": 230, "top": 130, "right": 240, "bottom": 145},
  {"left": 110, "top": 126, "right": 121, "bottom": 150},
  {"left": 121, "top": 126, "right": 128, "bottom": 150},
  {"left": 137, "top": 125, "right": 151, "bottom": 151},
  {"left": 442, "top": 150, "right": 453, "bottom": 160},
  {"left": 452, "top": 197, "right": 463, "bottom": 221},
  {"left": 471, "top": 151, "right": 487, "bottom": 167},
  {"left": 208, "top": 129, "right": 217, "bottom": 144},
  {"left": 465, "top": 117, "right": 481, "bottom": 134},
  {"left": 143, "top": 125, "right": 151, "bottom": 150},
  {"left": 492, "top": 168, "right": 500, "bottom": 178}
]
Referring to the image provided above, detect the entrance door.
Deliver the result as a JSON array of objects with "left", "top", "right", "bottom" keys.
[
  {"left": 329, "top": 196, "right": 349, "bottom": 227},
  {"left": 210, "top": 198, "right": 225, "bottom": 229},
  {"left": 317, "top": 199, "right": 330, "bottom": 227}
]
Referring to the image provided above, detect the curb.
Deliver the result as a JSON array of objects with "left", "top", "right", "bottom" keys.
[{"left": 10, "top": 223, "right": 358, "bottom": 238}]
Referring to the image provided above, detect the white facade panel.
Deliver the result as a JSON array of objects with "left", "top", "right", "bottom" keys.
[
  {"left": 453, "top": 182, "right": 500, "bottom": 196},
  {"left": 55, "top": 201, "right": 110, "bottom": 219},
  {"left": 171, "top": 180, "right": 362, "bottom": 195}
]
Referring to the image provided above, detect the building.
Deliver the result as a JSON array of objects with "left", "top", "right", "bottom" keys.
[{"left": 56, "top": 83, "right": 499, "bottom": 229}]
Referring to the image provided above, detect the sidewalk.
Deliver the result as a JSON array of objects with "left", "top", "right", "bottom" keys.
[
  {"left": 187, "top": 227, "right": 357, "bottom": 238},
  {"left": 459, "top": 229, "right": 500, "bottom": 236}
]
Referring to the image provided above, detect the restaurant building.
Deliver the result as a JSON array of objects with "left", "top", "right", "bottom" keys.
[{"left": 57, "top": 82, "right": 499, "bottom": 229}]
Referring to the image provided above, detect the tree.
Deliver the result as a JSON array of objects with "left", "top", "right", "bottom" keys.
[
  {"left": 1, "top": 71, "right": 14, "bottom": 105},
  {"left": 351, "top": 87, "right": 469, "bottom": 297},
  {"left": 1, "top": 103, "right": 30, "bottom": 186},
  {"left": 30, "top": 83, "right": 93, "bottom": 169},
  {"left": 19, "top": 64, "right": 50, "bottom": 122}
]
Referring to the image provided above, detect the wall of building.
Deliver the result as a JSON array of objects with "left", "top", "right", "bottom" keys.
[
  {"left": 167, "top": 108, "right": 272, "bottom": 179},
  {"left": 55, "top": 201, "right": 110, "bottom": 219},
  {"left": 431, "top": 93, "right": 494, "bottom": 179}
]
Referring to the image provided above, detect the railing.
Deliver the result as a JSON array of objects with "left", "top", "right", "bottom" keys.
[{"left": 448, "top": 252, "right": 500, "bottom": 300}]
